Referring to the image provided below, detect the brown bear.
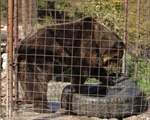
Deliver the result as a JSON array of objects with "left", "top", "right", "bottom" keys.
[{"left": 17, "top": 17, "right": 125, "bottom": 113}]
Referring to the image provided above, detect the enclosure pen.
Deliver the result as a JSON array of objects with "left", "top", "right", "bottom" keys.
[{"left": 0, "top": 0, "right": 149, "bottom": 119}]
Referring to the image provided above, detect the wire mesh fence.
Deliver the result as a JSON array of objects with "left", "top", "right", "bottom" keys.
[{"left": 0, "top": 0, "right": 150, "bottom": 119}]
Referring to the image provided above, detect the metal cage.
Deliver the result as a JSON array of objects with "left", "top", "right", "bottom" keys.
[{"left": 0, "top": 0, "right": 149, "bottom": 119}]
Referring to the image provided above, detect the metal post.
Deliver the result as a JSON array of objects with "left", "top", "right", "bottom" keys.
[
  {"left": 14, "top": 0, "right": 19, "bottom": 113},
  {"left": 134, "top": 0, "right": 141, "bottom": 79},
  {"left": 122, "top": 0, "right": 128, "bottom": 74},
  {"left": 7, "top": 0, "right": 14, "bottom": 118}
]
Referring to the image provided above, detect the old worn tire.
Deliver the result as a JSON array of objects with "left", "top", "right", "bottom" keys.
[{"left": 61, "top": 77, "right": 146, "bottom": 118}]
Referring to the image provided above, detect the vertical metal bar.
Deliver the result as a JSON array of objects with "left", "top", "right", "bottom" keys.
[
  {"left": 0, "top": 0, "right": 2, "bottom": 116},
  {"left": 0, "top": 0, "right": 1, "bottom": 33},
  {"left": 134, "top": 0, "right": 141, "bottom": 79},
  {"left": 7, "top": 0, "right": 14, "bottom": 118},
  {"left": 29, "top": 0, "right": 32, "bottom": 28},
  {"left": 14, "top": 0, "right": 19, "bottom": 112},
  {"left": 122, "top": 0, "right": 128, "bottom": 74},
  {"left": 22, "top": 0, "right": 27, "bottom": 38}
]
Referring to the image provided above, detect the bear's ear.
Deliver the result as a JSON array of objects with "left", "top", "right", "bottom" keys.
[
  {"left": 114, "top": 42, "right": 125, "bottom": 49},
  {"left": 81, "top": 17, "right": 96, "bottom": 22},
  {"left": 80, "top": 17, "right": 96, "bottom": 30}
]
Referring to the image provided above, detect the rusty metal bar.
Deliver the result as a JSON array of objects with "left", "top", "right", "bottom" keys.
[
  {"left": 7, "top": 0, "right": 14, "bottom": 118},
  {"left": 14, "top": 0, "right": 19, "bottom": 113},
  {"left": 122, "top": 0, "right": 128, "bottom": 74},
  {"left": 134, "top": 0, "right": 141, "bottom": 79},
  {"left": 0, "top": 0, "right": 1, "bottom": 33}
]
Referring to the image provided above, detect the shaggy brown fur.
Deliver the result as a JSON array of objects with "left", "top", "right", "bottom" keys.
[{"left": 17, "top": 17, "right": 125, "bottom": 113}]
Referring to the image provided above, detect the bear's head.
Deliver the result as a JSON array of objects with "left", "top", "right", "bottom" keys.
[
  {"left": 84, "top": 17, "right": 126, "bottom": 73},
  {"left": 102, "top": 41, "right": 125, "bottom": 72}
]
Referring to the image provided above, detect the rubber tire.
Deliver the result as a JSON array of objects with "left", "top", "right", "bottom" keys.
[{"left": 61, "top": 78, "right": 146, "bottom": 118}]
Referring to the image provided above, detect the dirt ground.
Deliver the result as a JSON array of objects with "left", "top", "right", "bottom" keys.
[{"left": 11, "top": 104, "right": 150, "bottom": 120}]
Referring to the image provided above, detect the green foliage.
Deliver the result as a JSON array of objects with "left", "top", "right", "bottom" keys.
[
  {"left": 86, "top": 78, "right": 99, "bottom": 83},
  {"left": 55, "top": 0, "right": 124, "bottom": 36},
  {"left": 127, "top": 56, "right": 150, "bottom": 94},
  {"left": 36, "top": 1, "right": 125, "bottom": 36},
  {"left": 136, "top": 60, "right": 150, "bottom": 94}
]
